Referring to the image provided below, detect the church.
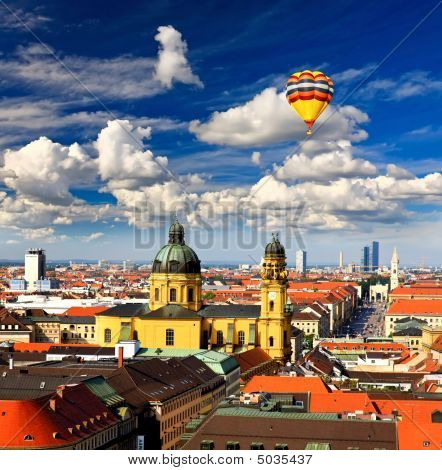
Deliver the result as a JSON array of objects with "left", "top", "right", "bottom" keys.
[{"left": 95, "top": 220, "right": 292, "bottom": 362}]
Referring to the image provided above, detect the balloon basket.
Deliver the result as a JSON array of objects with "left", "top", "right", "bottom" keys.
[{"left": 306, "top": 129, "right": 312, "bottom": 136}]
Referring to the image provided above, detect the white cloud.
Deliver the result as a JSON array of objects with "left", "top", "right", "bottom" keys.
[
  {"left": 251, "top": 151, "right": 261, "bottom": 165},
  {"left": 386, "top": 164, "right": 415, "bottom": 180},
  {"left": 2, "top": 137, "right": 96, "bottom": 203},
  {"left": 0, "top": 8, "right": 51, "bottom": 31},
  {"left": 154, "top": 25, "right": 203, "bottom": 89},
  {"left": 81, "top": 232, "right": 104, "bottom": 242},
  {"left": 95, "top": 119, "right": 169, "bottom": 190},
  {"left": 275, "top": 140, "right": 378, "bottom": 182},
  {"left": 5, "top": 240, "right": 19, "bottom": 245},
  {"left": 361, "top": 71, "right": 442, "bottom": 101},
  {"left": 189, "top": 87, "right": 369, "bottom": 146}
]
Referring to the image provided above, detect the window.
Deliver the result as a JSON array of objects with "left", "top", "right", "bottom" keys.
[
  {"left": 200, "top": 440, "right": 214, "bottom": 450},
  {"left": 305, "top": 442, "right": 331, "bottom": 450},
  {"left": 24, "top": 435, "right": 34, "bottom": 441},
  {"left": 269, "top": 300, "right": 274, "bottom": 311},
  {"left": 226, "top": 441, "right": 240, "bottom": 450},
  {"left": 269, "top": 336, "right": 274, "bottom": 347},
  {"left": 216, "top": 330, "right": 223, "bottom": 346},
  {"left": 155, "top": 288, "right": 159, "bottom": 301},
  {"left": 275, "top": 443, "right": 288, "bottom": 450},
  {"left": 238, "top": 331, "right": 245, "bottom": 346},
  {"left": 250, "top": 442, "right": 264, "bottom": 450},
  {"left": 104, "top": 328, "right": 112, "bottom": 343},
  {"left": 188, "top": 288, "right": 194, "bottom": 302},
  {"left": 170, "top": 288, "right": 177, "bottom": 302},
  {"left": 166, "top": 329, "right": 174, "bottom": 346}
]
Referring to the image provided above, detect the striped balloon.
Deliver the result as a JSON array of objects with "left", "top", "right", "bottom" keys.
[{"left": 286, "top": 70, "right": 334, "bottom": 135}]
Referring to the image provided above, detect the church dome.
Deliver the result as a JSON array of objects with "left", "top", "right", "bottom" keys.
[
  {"left": 151, "top": 219, "right": 201, "bottom": 274},
  {"left": 265, "top": 233, "right": 286, "bottom": 257}
]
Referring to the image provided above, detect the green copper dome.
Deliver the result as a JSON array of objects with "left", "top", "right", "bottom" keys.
[
  {"left": 152, "top": 219, "right": 201, "bottom": 274},
  {"left": 265, "top": 233, "right": 286, "bottom": 257}
]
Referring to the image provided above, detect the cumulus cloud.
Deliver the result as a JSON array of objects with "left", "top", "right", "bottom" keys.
[
  {"left": 154, "top": 25, "right": 203, "bottom": 89},
  {"left": 2, "top": 137, "right": 96, "bottom": 203},
  {"left": 189, "top": 87, "right": 369, "bottom": 146},
  {"left": 95, "top": 119, "right": 169, "bottom": 190},
  {"left": 275, "top": 140, "right": 378, "bottom": 182}
]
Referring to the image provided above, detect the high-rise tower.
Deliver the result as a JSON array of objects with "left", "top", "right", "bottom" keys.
[
  {"left": 24, "top": 249, "right": 46, "bottom": 291},
  {"left": 258, "top": 234, "right": 292, "bottom": 362}
]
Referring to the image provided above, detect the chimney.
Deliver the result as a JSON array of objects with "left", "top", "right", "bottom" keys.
[
  {"left": 8, "top": 356, "right": 13, "bottom": 370},
  {"left": 118, "top": 346, "right": 124, "bottom": 368}
]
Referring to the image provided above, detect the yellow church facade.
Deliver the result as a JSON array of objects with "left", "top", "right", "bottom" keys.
[{"left": 95, "top": 221, "right": 292, "bottom": 362}]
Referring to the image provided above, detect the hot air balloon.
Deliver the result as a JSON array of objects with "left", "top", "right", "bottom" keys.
[{"left": 285, "top": 70, "right": 334, "bottom": 135}]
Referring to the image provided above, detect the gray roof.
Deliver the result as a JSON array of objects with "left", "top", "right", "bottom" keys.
[
  {"left": 59, "top": 316, "right": 96, "bottom": 324},
  {"left": 393, "top": 327, "right": 423, "bottom": 336},
  {"left": 200, "top": 304, "right": 260, "bottom": 318},
  {"left": 97, "top": 303, "right": 149, "bottom": 317},
  {"left": 0, "top": 374, "right": 89, "bottom": 399},
  {"left": 145, "top": 304, "right": 201, "bottom": 319}
]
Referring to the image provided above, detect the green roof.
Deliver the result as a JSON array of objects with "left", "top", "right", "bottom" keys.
[
  {"left": 216, "top": 407, "right": 339, "bottom": 421},
  {"left": 84, "top": 376, "right": 125, "bottom": 407},
  {"left": 194, "top": 350, "right": 239, "bottom": 375}
]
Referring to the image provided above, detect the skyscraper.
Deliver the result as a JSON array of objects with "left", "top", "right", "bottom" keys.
[
  {"left": 361, "top": 246, "right": 370, "bottom": 272},
  {"left": 371, "top": 241, "right": 379, "bottom": 271},
  {"left": 339, "top": 251, "right": 343, "bottom": 270},
  {"left": 24, "top": 248, "right": 46, "bottom": 291},
  {"left": 296, "top": 249, "right": 307, "bottom": 274}
]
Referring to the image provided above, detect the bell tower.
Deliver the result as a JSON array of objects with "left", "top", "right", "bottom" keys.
[
  {"left": 258, "top": 234, "right": 292, "bottom": 362},
  {"left": 390, "top": 247, "right": 399, "bottom": 291}
]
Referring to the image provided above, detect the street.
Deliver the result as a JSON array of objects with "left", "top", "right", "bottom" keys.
[{"left": 340, "top": 301, "right": 386, "bottom": 338}]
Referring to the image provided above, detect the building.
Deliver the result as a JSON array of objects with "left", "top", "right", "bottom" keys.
[
  {"left": 182, "top": 403, "right": 398, "bottom": 450},
  {"left": 390, "top": 286, "right": 442, "bottom": 301},
  {"left": 339, "top": 251, "right": 343, "bottom": 270},
  {"left": 360, "top": 246, "right": 370, "bottom": 272},
  {"left": 369, "top": 283, "right": 389, "bottom": 302},
  {"left": 0, "top": 381, "right": 136, "bottom": 449},
  {"left": 24, "top": 249, "right": 46, "bottom": 291},
  {"left": 390, "top": 247, "right": 399, "bottom": 291},
  {"left": 95, "top": 223, "right": 292, "bottom": 363},
  {"left": 291, "top": 303, "right": 329, "bottom": 338},
  {"left": 385, "top": 300, "right": 442, "bottom": 336},
  {"left": 371, "top": 241, "right": 379, "bottom": 271},
  {"left": 295, "top": 249, "right": 306, "bottom": 274}
]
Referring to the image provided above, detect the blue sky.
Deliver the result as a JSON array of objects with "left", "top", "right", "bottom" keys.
[{"left": 0, "top": 0, "right": 441, "bottom": 265}]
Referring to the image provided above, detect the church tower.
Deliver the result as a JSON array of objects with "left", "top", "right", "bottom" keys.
[
  {"left": 390, "top": 247, "right": 399, "bottom": 291},
  {"left": 149, "top": 219, "right": 202, "bottom": 312},
  {"left": 258, "top": 234, "right": 292, "bottom": 362}
]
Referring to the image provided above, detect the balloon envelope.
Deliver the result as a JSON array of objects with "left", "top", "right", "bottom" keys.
[{"left": 286, "top": 70, "right": 334, "bottom": 134}]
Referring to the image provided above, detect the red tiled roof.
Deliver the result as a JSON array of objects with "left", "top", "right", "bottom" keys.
[
  {"left": 242, "top": 376, "right": 329, "bottom": 394},
  {"left": 13, "top": 342, "right": 100, "bottom": 353},
  {"left": 62, "top": 306, "right": 109, "bottom": 316},
  {"left": 388, "top": 299, "right": 442, "bottom": 315},
  {"left": 0, "top": 383, "right": 117, "bottom": 449},
  {"left": 234, "top": 347, "right": 273, "bottom": 372}
]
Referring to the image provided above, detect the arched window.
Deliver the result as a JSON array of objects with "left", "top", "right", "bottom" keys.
[
  {"left": 104, "top": 328, "right": 111, "bottom": 343},
  {"left": 269, "top": 336, "right": 274, "bottom": 347},
  {"left": 154, "top": 288, "right": 159, "bottom": 301},
  {"left": 216, "top": 330, "right": 223, "bottom": 346},
  {"left": 166, "top": 329, "right": 174, "bottom": 346},
  {"left": 188, "top": 288, "right": 194, "bottom": 302},
  {"left": 238, "top": 331, "right": 245, "bottom": 346},
  {"left": 269, "top": 301, "right": 274, "bottom": 311},
  {"left": 170, "top": 288, "right": 177, "bottom": 302}
]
